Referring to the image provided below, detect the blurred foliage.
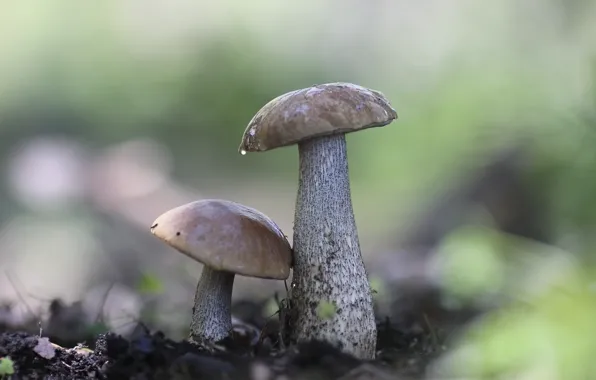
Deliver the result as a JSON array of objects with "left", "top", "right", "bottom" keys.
[
  {"left": 263, "top": 297, "right": 280, "bottom": 320},
  {"left": 436, "top": 224, "right": 580, "bottom": 305},
  {"left": 1, "top": 1, "right": 595, "bottom": 229},
  {"left": 135, "top": 273, "right": 164, "bottom": 296},
  {"left": 436, "top": 225, "right": 506, "bottom": 305},
  {"left": 85, "top": 322, "right": 110, "bottom": 338},
  {"left": 0, "top": 357, "right": 15, "bottom": 377},
  {"left": 430, "top": 224, "right": 596, "bottom": 378},
  {"left": 369, "top": 275, "right": 387, "bottom": 303},
  {"left": 435, "top": 263, "right": 596, "bottom": 379}
]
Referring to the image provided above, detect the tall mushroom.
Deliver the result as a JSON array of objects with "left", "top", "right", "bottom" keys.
[
  {"left": 150, "top": 199, "right": 292, "bottom": 343},
  {"left": 238, "top": 83, "right": 397, "bottom": 359}
]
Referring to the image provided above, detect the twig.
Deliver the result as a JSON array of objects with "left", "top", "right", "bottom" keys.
[
  {"left": 95, "top": 282, "right": 116, "bottom": 323},
  {"left": 422, "top": 313, "right": 439, "bottom": 347},
  {"left": 4, "top": 271, "right": 38, "bottom": 319}
]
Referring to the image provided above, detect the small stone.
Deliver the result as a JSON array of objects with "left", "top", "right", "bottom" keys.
[
  {"left": 251, "top": 362, "right": 272, "bottom": 380},
  {"left": 33, "top": 337, "right": 56, "bottom": 359}
]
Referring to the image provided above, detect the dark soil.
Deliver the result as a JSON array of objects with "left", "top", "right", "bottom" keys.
[{"left": 0, "top": 300, "right": 444, "bottom": 380}]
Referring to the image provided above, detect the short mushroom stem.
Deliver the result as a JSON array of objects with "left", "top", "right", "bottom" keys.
[
  {"left": 291, "top": 133, "right": 377, "bottom": 359},
  {"left": 189, "top": 266, "right": 235, "bottom": 343}
]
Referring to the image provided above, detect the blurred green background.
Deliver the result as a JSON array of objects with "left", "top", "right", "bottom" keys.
[{"left": 1, "top": 1, "right": 596, "bottom": 378}]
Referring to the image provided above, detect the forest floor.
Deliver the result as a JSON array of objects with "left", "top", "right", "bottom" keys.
[{"left": 0, "top": 298, "right": 446, "bottom": 380}]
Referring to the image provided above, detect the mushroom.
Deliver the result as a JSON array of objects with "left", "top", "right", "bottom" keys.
[
  {"left": 150, "top": 199, "right": 292, "bottom": 343},
  {"left": 238, "top": 82, "right": 397, "bottom": 359}
]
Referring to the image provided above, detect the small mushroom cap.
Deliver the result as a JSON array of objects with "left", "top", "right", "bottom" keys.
[
  {"left": 150, "top": 199, "right": 292, "bottom": 280},
  {"left": 239, "top": 82, "right": 397, "bottom": 152}
]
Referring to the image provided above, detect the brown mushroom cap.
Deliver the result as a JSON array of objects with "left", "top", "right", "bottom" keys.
[
  {"left": 238, "top": 82, "right": 397, "bottom": 152},
  {"left": 150, "top": 199, "right": 292, "bottom": 280}
]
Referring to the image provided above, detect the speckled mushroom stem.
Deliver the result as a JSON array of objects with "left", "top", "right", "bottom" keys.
[
  {"left": 290, "top": 133, "right": 377, "bottom": 359},
  {"left": 189, "top": 266, "right": 235, "bottom": 343}
]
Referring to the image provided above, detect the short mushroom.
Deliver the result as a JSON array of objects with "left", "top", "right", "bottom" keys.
[
  {"left": 150, "top": 199, "right": 292, "bottom": 343},
  {"left": 238, "top": 82, "right": 397, "bottom": 359}
]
